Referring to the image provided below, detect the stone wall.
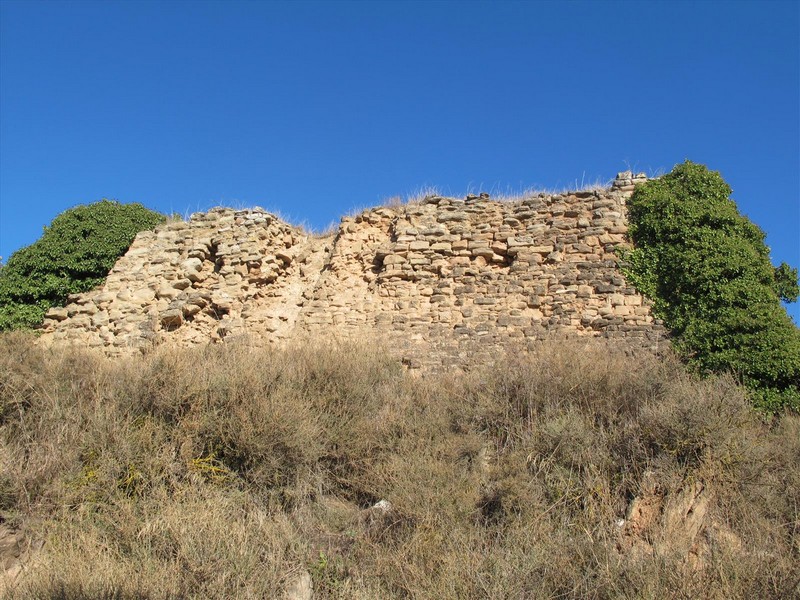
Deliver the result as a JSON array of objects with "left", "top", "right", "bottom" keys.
[{"left": 38, "top": 171, "right": 667, "bottom": 366}]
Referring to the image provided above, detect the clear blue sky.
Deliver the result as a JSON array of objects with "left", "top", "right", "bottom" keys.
[{"left": 1, "top": 0, "right": 798, "bottom": 320}]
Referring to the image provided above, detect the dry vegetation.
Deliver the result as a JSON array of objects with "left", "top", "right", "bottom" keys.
[
  {"left": 1, "top": 333, "right": 798, "bottom": 599},
  {"left": 400, "top": 182, "right": 611, "bottom": 207}
]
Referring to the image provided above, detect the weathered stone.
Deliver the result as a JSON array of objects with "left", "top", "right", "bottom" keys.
[
  {"left": 37, "top": 178, "right": 665, "bottom": 367},
  {"left": 159, "top": 309, "right": 183, "bottom": 329},
  {"left": 182, "top": 257, "right": 202, "bottom": 274},
  {"left": 182, "top": 303, "right": 203, "bottom": 317},
  {"left": 132, "top": 288, "right": 156, "bottom": 303},
  {"left": 437, "top": 212, "right": 467, "bottom": 223},
  {"left": 45, "top": 307, "right": 68, "bottom": 321},
  {"left": 383, "top": 254, "right": 406, "bottom": 265},
  {"left": 286, "top": 570, "right": 313, "bottom": 600},
  {"left": 491, "top": 241, "right": 508, "bottom": 254},
  {"left": 172, "top": 278, "right": 192, "bottom": 290},
  {"left": 94, "top": 292, "right": 117, "bottom": 305},
  {"left": 157, "top": 285, "right": 181, "bottom": 300},
  {"left": 91, "top": 312, "right": 110, "bottom": 327},
  {"left": 471, "top": 247, "right": 495, "bottom": 259}
]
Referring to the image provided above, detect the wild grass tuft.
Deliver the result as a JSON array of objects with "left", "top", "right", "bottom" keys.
[{"left": 1, "top": 334, "right": 797, "bottom": 598}]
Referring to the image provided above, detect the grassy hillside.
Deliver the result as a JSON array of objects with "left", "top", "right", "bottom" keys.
[{"left": 1, "top": 334, "right": 798, "bottom": 599}]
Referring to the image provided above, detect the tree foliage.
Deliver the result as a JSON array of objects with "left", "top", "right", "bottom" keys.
[
  {"left": 0, "top": 200, "right": 165, "bottom": 331},
  {"left": 624, "top": 161, "right": 800, "bottom": 411}
]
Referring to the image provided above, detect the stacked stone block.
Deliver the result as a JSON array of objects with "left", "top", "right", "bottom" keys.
[
  {"left": 39, "top": 172, "right": 665, "bottom": 365},
  {"left": 40, "top": 208, "right": 328, "bottom": 355}
]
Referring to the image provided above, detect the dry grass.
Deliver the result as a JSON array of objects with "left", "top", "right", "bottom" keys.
[
  {"left": 1, "top": 332, "right": 798, "bottom": 599},
  {"left": 491, "top": 176, "right": 613, "bottom": 203},
  {"left": 397, "top": 177, "right": 614, "bottom": 207}
]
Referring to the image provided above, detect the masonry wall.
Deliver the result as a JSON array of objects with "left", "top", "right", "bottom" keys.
[{"left": 38, "top": 172, "right": 667, "bottom": 366}]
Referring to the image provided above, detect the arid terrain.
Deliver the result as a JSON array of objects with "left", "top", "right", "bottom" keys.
[{"left": 1, "top": 334, "right": 798, "bottom": 598}]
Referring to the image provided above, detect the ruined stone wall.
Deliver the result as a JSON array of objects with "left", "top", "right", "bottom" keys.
[{"left": 38, "top": 172, "right": 667, "bottom": 366}]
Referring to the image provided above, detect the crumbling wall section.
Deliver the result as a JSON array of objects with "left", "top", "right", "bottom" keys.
[
  {"left": 39, "top": 208, "right": 328, "bottom": 355},
  {"left": 38, "top": 172, "right": 666, "bottom": 364},
  {"left": 296, "top": 172, "right": 663, "bottom": 365}
]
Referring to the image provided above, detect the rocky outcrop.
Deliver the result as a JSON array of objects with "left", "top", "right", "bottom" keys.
[
  {"left": 617, "top": 472, "right": 749, "bottom": 574},
  {"left": 38, "top": 172, "right": 667, "bottom": 366}
]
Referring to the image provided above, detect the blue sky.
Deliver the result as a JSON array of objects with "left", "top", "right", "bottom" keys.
[{"left": 1, "top": 0, "right": 798, "bottom": 320}]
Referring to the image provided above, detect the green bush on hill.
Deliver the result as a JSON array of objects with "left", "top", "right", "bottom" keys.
[
  {"left": 624, "top": 160, "right": 800, "bottom": 411},
  {"left": 0, "top": 200, "right": 165, "bottom": 331}
]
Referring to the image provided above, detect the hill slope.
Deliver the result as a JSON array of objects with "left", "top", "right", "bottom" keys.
[{"left": 1, "top": 334, "right": 798, "bottom": 598}]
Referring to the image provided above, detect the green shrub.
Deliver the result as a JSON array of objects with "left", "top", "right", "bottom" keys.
[
  {"left": 0, "top": 200, "right": 165, "bottom": 330},
  {"left": 624, "top": 160, "right": 800, "bottom": 411}
]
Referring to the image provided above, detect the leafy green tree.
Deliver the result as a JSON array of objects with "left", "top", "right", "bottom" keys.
[
  {"left": 0, "top": 200, "right": 165, "bottom": 331},
  {"left": 624, "top": 161, "right": 800, "bottom": 411}
]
